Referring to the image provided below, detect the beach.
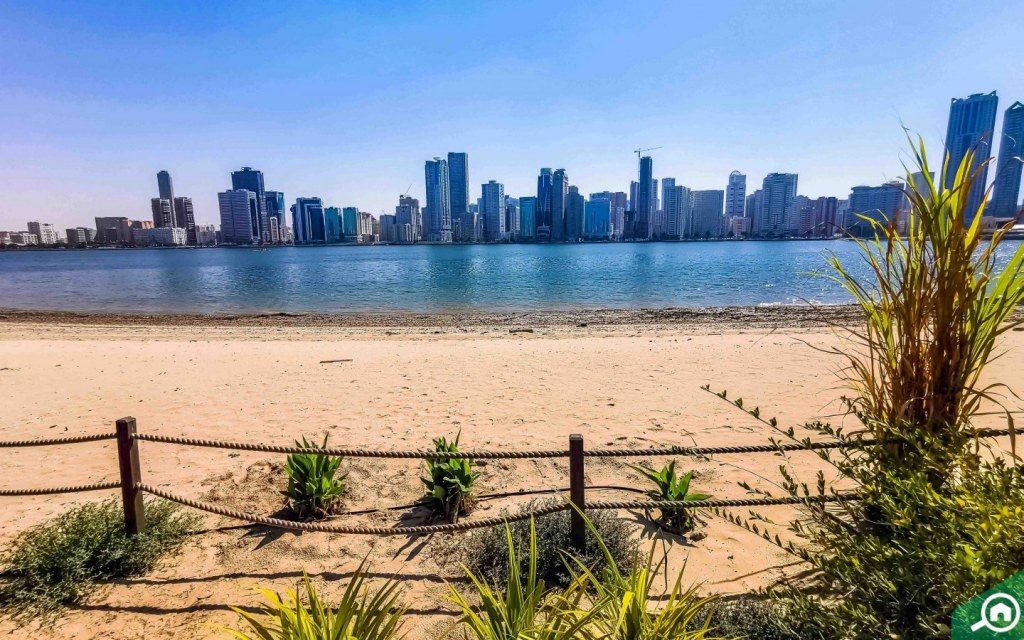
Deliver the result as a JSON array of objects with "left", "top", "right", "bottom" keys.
[{"left": 1, "top": 306, "right": 1021, "bottom": 639}]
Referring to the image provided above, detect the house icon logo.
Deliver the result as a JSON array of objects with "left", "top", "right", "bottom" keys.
[{"left": 954, "top": 570, "right": 1024, "bottom": 638}]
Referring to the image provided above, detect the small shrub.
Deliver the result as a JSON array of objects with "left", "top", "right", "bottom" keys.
[
  {"left": 421, "top": 432, "right": 479, "bottom": 522},
  {"left": 703, "top": 597, "right": 804, "bottom": 640},
  {"left": 443, "top": 499, "right": 637, "bottom": 588},
  {"left": 228, "top": 560, "right": 405, "bottom": 640},
  {"left": 283, "top": 435, "right": 346, "bottom": 520},
  {"left": 629, "top": 461, "right": 711, "bottom": 532},
  {"left": 0, "top": 498, "right": 198, "bottom": 616}
]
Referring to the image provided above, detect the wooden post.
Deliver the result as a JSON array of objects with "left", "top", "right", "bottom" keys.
[
  {"left": 569, "top": 434, "right": 586, "bottom": 551},
  {"left": 115, "top": 417, "right": 145, "bottom": 535}
]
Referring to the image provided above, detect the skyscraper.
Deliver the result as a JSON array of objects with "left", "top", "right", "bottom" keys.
[
  {"left": 518, "top": 196, "right": 537, "bottom": 241},
  {"left": 848, "top": 182, "right": 906, "bottom": 236},
  {"left": 342, "top": 207, "right": 360, "bottom": 241},
  {"left": 551, "top": 169, "right": 569, "bottom": 241},
  {"left": 584, "top": 198, "right": 613, "bottom": 239},
  {"left": 265, "top": 191, "right": 286, "bottom": 234},
  {"left": 990, "top": 101, "right": 1024, "bottom": 218},
  {"left": 726, "top": 171, "right": 746, "bottom": 219},
  {"left": 325, "top": 206, "right": 342, "bottom": 243},
  {"left": 173, "top": 197, "right": 196, "bottom": 245},
  {"left": 658, "top": 178, "right": 675, "bottom": 238},
  {"left": 637, "top": 156, "right": 654, "bottom": 239},
  {"left": 944, "top": 92, "right": 998, "bottom": 221},
  {"left": 291, "top": 197, "right": 327, "bottom": 244},
  {"left": 566, "top": 186, "right": 584, "bottom": 241},
  {"left": 690, "top": 190, "right": 725, "bottom": 237},
  {"left": 232, "top": 167, "right": 269, "bottom": 242},
  {"left": 481, "top": 180, "right": 506, "bottom": 241},
  {"left": 756, "top": 173, "right": 799, "bottom": 236},
  {"left": 218, "top": 189, "right": 260, "bottom": 244},
  {"left": 151, "top": 198, "right": 174, "bottom": 228},
  {"left": 424, "top": 158, "right": 452, "bottom": 242},
  {"left": 395, "top": 195, "right": 421, "bottom": 241},
  {"left": 812, "top": 197, "right": 840, "bottom": 237},
  {"left": 157, "top": 170, "right": 174, "bottom": 201},
  {"left": 536, "top": 168, "right": 553, "bottom": 241},
  {"left": 505, "top": 196, "right": 520, "bottom": 240},
  {"left": 447, "top": 152, "right": 470, "bottom": 241}
]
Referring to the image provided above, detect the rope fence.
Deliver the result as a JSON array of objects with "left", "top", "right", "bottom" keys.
[{"left": 0, "top": 416, "right": 1016, "bottom": 547}]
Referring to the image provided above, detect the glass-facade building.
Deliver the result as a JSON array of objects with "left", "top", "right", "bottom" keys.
[{"left": 944, "top": 92, "right": 998, "bottom": 221}]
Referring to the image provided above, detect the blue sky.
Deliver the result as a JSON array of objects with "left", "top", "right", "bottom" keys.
[{"left": 1, "top": 0, "right": 1022, "bottom": 229}]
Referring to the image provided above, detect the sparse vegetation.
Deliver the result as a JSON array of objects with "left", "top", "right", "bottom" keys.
[
  {"left": 420, "top": 432, "right": 479, "bottom": 522},
  {"left": 710, "top": 135, "right": 1024, "bottom": 638},
  {"left": 0, "top": 498, "right": 198, "bottom": 616},
  {"left": 629, "top": 461, "right": 711, "bottom": 532},
  {"left": 441, "top": 499, "right": 637, "bottom": 588},
  {"left": 282, "top": 435, "right": 346, "bottom": 520},
  {"left": 228, "top": 561, "right": 406, "bottom": 640}
]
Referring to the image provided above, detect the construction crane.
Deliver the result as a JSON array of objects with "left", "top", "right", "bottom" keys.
[
  {"left": 402, "top": 184, "right": 413, "bottom": 198},
  {"left": 634, "top": 146, "right": 662, "bottom": 160}
]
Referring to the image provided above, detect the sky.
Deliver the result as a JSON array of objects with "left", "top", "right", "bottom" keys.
[{"left": 1, "top": 0, "right": 1023, "bottom": 230}]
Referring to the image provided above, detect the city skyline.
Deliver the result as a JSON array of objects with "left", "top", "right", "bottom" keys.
[{"left": 2, "top": 1, "right": 1023, "bottom": 229}]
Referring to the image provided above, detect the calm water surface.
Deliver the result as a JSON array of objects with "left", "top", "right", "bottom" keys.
[{"left": 1, "top": 241, "right": 1021, "bottom": 314}]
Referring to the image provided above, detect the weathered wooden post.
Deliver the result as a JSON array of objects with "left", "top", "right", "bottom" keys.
[
  {"left": 115, "top": 417, "right": 145, "bottom": 535},
  {"left": 569, "top": 433, "right": 586, "bottom": 550}
]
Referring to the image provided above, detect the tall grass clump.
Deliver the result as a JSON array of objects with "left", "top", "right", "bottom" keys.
[
  {"left": 709, "top": 135, "right": 1024, "bottom": 638},
  {"left": 228, "top": 560, "right": 405, "bottom": 640},
  {"left": 283, "top": 435, "right": 346, "bottom": 520},
  {"left": 629, "top": 461, "right": 711, "bottom": 532},
  {"left": 0, "top": 498, "right": 198, "bottom": 617}
]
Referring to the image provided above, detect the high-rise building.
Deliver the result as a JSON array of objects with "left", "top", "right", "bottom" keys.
[
  {"left": 26, "top": 221, "right": 58, "bottom": 245},
  {"left": 481, "top": 180, "right": 506, "bottom": 241},
  {"left": 551, "top": 169, "right": 569, "bottom": 241},
  {"left": 505, "top": 196, "right": 520, "bottom": 240},
  {"left": 690, "top": 190, "right": 725, "bottom": 237},
  {"left": 173, "top": 197, "right": 196, "bottom": 245},
  {"left": 944, "top": 92, "right": 998, "bottom": 221},
  {"left": 342, "top": 207, "right": 360, "bottom": 241},
  {"left": 218, "top": 189, "right": 260, "bottom": 244},
  {"left": 584, "top": 198, "right": 613, "bottom": 239},
  {"left": 518, "top": 197, "right": 537, "bottom": 241},
  {"left": 94, "top": 217, "right": 133, "bottom": 244},
  {"left": 726, "top": 171, "right": 746, "bottom": 219},
  {"left": 848, "top": 181, "right": 906, "bottom": 236},
  {"left": 755, "top": 173, "right": 799, "bottom": 236},
  {"left": 636, "top": 156, "right": 654, "bottom": 239},
  {"left": 151, "top": 198, "right": 174, "bottom": 228},
  {"left": 812, "top": 197, "right": 840, "bottom": 237},
  {"left": 291, "top": 197, "right": 326, "bottom": 244},
  {"left": 265, "top": 191, "right": 286, "bottom": 232},
  {"left": 658, "top": 178, "right": 676, "bottom": 238},
  {"left": 424, "top": 158, "right": 452, "bottom": 242},
  {"left": 232, "top": 167, "right": 269, "bottom": 242},
  {"left": 157, "top": 170, "right": 174, "bottom": 201},
  {"left": 566, "top": 186, "right": 585, "bottom": 241},
  {"left": 447, "top": 152, "right": 470, "bottom": 241},
  {"left": 991, "top": 101, "right": 1024, "bottom": 218},
  {"left": 395, "top": 196, "right": 421, "bottom": 241},
  {"left": 65, "top": 227, "right": 94, "bottom": 246},
  {"left": 662, "top": 183, "right": 690, "bottom": 238},
  {"left": 536, "top": 168, "right": 553, "bottom": 240},
  {"left": 325, "top": 206, "right": 343, "bottom": 243}
]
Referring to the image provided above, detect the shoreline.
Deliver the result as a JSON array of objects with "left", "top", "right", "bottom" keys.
[{"left": 0, "top": 304, "right": 871, "bottom": 330}]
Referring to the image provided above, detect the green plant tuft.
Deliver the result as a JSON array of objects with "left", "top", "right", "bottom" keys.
[
  {"left": 629, "top": 461, "right": 711, "bottom": 532},
  {"left": 420, "top": 432, "right": 479, "bottom": 522},
  {"left": 283, "top": 435, "right": 346, "bottom": 520},
  {"left": 0, "top": 498, "right": 198, "bottom": 617}
]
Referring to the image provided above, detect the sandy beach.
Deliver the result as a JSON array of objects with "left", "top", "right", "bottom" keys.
[{"left": 1, "top": 306, "right": 1021, "bottom": 639}]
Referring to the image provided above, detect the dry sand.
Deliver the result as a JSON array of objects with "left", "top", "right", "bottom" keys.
[{"left": 0, "top": 307, "right": 1021, "bottom": 639}]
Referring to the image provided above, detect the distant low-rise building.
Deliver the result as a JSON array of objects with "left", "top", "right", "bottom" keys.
[
  {"left": 10, "top": 232, "right": 39, "bottom": 245},
  {"left": 133, "top": 227, "right": 187, "bottom": 246},
  {"left": 27, "top": 221, "right": 59, "bottom": 245},
  {"left": 195, "top": 224, "right": 218, "bottom": 246}
]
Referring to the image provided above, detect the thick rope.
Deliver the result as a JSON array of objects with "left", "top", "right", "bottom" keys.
[
  {"left": 585, "top": 495, "right": 859, "bottom": 510},
  {"left": 0, "top": 481, "right": 121, "bottom": 496},
  {"left": 138, "top": 483, "right": 570, "bottom": 534},
  {"left": 0, "top": 433, "right": 117, "bottom": 448},
  {"left": 133, "top": 428, "right": 1014, "bottom": 459},
  {"left": 133, "top": 433, "right": 567, "bottom": 459},
  {"left": 137, "top": 483, "right": 856, "bottom": 535}
]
